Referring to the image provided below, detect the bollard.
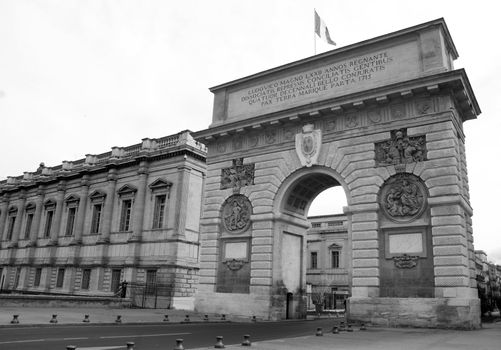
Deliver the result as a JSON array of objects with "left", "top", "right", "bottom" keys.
[
  {"left": 163, "top": 314, "right": 170, "bottom": 322},
  {"left": 184, "top": 315, "right": 191, "bottom": 323},
  {"left": 241, "top": 334, "right": 251, "bottom": 347},
  {"left": 82, "top": 314, "right": 90, "bottom": 323},
  {"left": 214, "top": 335, "right": 225, "bottom": 348},
  {"left": 10, "top": 315, "right": 19, "bottom": 324},
  {"left": 204, "top": 314, "right": 209, "bottom": 322},
  {"left": 50, "top": 314, "right": 58, "bottom": 324},
  {"left": 347, "top": 324, "right": 353, "bottom": 332},
  {"left": 66, "top": 346, "right": 76, "bottom": 350},
  {"left": 339, "top": 321, "right": 346, "bottom": 331},
  {"left": 360, "top": 323, "right": 367, "bottom": 331},
  {"left": 332, "top": 326, "right": 339, "bottom": 334},
  {"left": 115, "top": 315, "right": 122, "bottom": 323},
  {"left": 221, "top": 314, "right": 226, "bottom": 321},
  {"left": 173, "top": 339, "right": 184, "bottom": 350},
  {"left": 126, "top": 342, "right": 135, "bottom": 349},
  {"left": 251, "top": 315, "right": 257, "bottom": 322},
  {"left": 316, "top": 327, "right": 323, "bottom": 336}
]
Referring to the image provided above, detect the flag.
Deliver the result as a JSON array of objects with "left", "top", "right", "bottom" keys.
[{"left": 314, "top": 10, "right": 336, "bottom": 46}]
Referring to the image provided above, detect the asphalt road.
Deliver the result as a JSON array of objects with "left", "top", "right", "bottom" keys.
[{"left": 0, "top": 318, "right": 336, "bottom": 350}]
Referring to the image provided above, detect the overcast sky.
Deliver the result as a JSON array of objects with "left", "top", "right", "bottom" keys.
[{"left": 1, "top": 0, "right": 499, "bottom": 263}]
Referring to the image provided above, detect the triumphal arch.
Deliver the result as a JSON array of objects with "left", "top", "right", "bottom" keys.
[{"left": 193, "top": 19, "right": 481, "bottom": 328}]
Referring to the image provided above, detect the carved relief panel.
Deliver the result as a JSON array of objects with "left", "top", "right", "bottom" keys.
[
  {"left": 379, "top": 173, "right": 427, "bottom": 223},
  {"left": 295, "top": 124, "right": 322, "bottom": 167},
  {"left": 375, "top": 128, "right": 427, "bottom": 166},
  {"left": 218, "top": 194, "right": 252, "bottom": 293},
  {"left": 220, "top": 158, "right": 255, "bottom": 193},
  {"left": 221, "top": 194, "right": 253, "bottom": 233}
]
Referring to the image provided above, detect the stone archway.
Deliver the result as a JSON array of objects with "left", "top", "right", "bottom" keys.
[
  {"left": 270, "top": 166, "right": 349, "bottom": 319},
  {"left": 193, "top": 19, "right": 481, "bottom": 328}
]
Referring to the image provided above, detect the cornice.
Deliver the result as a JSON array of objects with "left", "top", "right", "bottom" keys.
[{"left": 194, "top": 69, "right": 480, "bottom": 143}]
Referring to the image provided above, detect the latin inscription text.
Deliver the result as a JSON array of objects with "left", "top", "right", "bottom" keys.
[{"left": 240, "top": 52, "right": 393, "bottom": 108}]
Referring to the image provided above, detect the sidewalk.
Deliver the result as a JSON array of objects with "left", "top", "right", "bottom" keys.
[{"left": 0, "top": 306, "right": 251, "bottom": 326}]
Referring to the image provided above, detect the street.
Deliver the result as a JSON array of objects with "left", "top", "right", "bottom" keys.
[{"left": 0, "top": 318, "right": 335, "bottom": 350}]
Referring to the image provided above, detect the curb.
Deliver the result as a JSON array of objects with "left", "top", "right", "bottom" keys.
[
  {"left": 0, "top": 320, "right": 234, "bottom": 328},
  {"left": 0, "top": 317, "right": 326, "bottom": 328}
]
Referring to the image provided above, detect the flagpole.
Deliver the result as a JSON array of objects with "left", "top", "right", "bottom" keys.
[{"left": 313, "top": 9, "right": 317, "bottom": 55}]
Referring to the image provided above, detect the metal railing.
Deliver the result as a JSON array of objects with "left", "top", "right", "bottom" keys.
[{"left": 116, "top": 281, "right": 174, "bottom": 309}]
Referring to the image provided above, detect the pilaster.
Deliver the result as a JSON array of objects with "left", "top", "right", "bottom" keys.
[
  {"left": 0, "top": 193, "right": 9, "bottom": 241},
  {"left": 72, "top": 175, "right": 90, "bottom": 245},
  {"left": 9, "top": 190, "right": 26, "bottom": 248},
  {"left": 98, "top": 168, "right": 117, "bottom": 244},
  {"left": 345, "top": 203, "right": 380, "bottom": 298},
  {"left": 129, "top": 161, "right": 149, "bottom": 242},
  {"left": 173, "top": 165, "right": 192, "bottom": 238},
  {"left": 28, "top": 186, "right": 45, "bottom": 246},
  {"left": 49, "top": 181, "right": 66, "bottom": 245}
]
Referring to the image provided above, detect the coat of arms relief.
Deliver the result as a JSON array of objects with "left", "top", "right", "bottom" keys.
[{"left": 295, "top": 124, "right": 322, "bottom": 167}]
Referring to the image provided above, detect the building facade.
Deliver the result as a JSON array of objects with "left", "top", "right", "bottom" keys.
[
  {"left": 475, "top": 250, "right": 501, "bottom": 315},
  {"left": 306, "top": 214, "right": 350, "bottom": 311},
  {"left": 0, "top": 130, "right": 206, "bottom": 309}
]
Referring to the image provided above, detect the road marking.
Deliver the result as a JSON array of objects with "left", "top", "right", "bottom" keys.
[
  {"left": 0, "top": 339, "right": 46, "bottom": 344},
  {"left": 0, "top": 332, "right": 189, "bottom": 345},
  {"left": 0, "top": 337, "right": 89, "bottom": 345},
  {"left": 100, "top": 332, "right": 191, "bottom": 339},
  {"left": 71, "top": 347, "right": 124, "bottom": 350}
]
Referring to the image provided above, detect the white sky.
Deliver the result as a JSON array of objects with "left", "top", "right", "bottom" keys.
[{"left": 0, "top": 0, "right": 499, "bottom": 263}]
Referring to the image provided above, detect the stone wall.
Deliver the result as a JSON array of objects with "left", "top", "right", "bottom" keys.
[{"left": 349, "top": 297, "right": 480, "bottom": 329}]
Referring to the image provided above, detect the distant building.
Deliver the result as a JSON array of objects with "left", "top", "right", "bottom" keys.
[
  {"left": 475, "top": 250, "right": 501, "bottom": 314},
  {"left": 306, "top": 214, "right": 349, "bottom": 310},
  {"left": 0, "top": 130, "right": 206, "bottom": 309}
]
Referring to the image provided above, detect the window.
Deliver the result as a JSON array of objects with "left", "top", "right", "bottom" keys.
[
  {"left": 117, "top": 185, "right": 137, "bottom": 232},
  {"left": 149, "top": 179, "right": 171, "bottom": 230},
  {"left": 310, "top": 252, "right": 318, "bottom": 269},
  {"left": 152, "top": 194, "right": 166, "bottom": 229},
  {"left": 110, "top": 269, "right": 122, "bottom": 293},
  {"left": 81, "top": 269, "right": 91, "bottom": 290},
  {"left": 90, "top": 203, "right": 102, "bottom": 234},
  {"left": 145, "top": 270, "right": 157, "bottom": 295},
  {"left": 89, "top": 190, "right": 106, "bottom": 234},
  {"left": 119, "top": 199, "right": 132, "bottom": 232},
  {"left": 331, "top": 250, "right": 340, "bottom": 268},
  {"left": 23, "top": 213, "right": 34, "bottom": 240},
  {"left": 34, "top": 268, "right": 42, "bottom": 287},
  {"left": 44, "top": 210, "right": 54, "bottom": 238},
  {"left": 56, "top": 268, "right": 65, "bottom": 288},
  {"left": 6, "top": 215, "right": 16, "bottom": 241},
  {"left": 65, "top": 207, "right": 77, "bottom": 236},
  {"left": 13, "top": 267, "right": 21, "bottom": 289}
]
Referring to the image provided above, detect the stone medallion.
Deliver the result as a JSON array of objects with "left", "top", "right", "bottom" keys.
[
  {"left": 221, "top": 194, "right": 252, "bottom": 233},
  {"left": 380, "top": 174, "right": 427, "bottom": 223}
]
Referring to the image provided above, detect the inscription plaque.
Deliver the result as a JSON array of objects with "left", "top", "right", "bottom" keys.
[
  {"left": 224, "top": 242, "right": 248, "bottom": 259},
  {"left": 389, "top": 233, "right": 423, "bottom": 254},
  {"left": 225, "top": 42, "right": 420, "bottom": 122}
]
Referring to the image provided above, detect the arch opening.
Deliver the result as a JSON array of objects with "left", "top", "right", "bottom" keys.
[
  {"left": 275, "top": 168, "right": 350, "bottom": 319},
  {"left": 278, "top": 168, "right": 348, "bottom": 219}
]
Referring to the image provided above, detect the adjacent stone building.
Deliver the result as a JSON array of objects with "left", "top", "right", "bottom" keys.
[{"left": 0, "top": 130, "right": 206, "bottom": 309}]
